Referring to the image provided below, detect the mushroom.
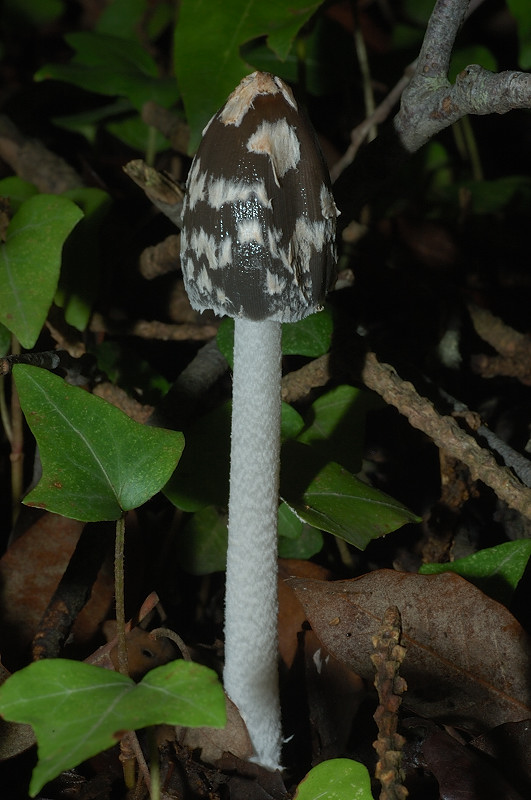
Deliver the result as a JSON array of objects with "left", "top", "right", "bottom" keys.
[{"left": 180, "top": 71, "right": 338, "bottom": 769}]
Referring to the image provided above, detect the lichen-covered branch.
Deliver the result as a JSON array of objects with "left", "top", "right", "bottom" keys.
[{"left": 394, "top": 0, "right": 531, "bottom": 152}]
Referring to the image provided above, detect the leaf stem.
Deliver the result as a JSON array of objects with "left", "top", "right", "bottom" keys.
[
  {"left": 114, "top": 513, "right": 129, "bottom": 677},
  {"left": 9, "top": 336, "right": 23, "bottom": 526}
]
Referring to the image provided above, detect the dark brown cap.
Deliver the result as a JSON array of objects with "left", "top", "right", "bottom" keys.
[{"left": 180, "top": 72, "right": 338, "bottom": 323}]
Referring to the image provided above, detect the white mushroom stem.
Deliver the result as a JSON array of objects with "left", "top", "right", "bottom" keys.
[{"left": 223, "top": 317, "right": 283, "bottom": 770}]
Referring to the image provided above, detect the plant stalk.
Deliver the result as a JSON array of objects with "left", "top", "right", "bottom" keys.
[
  {"left": 114, "top": 514, "right": 129, "bottom": 677},
  {"left": 223, "top": 318, "right": 283, "bottom": 770}
]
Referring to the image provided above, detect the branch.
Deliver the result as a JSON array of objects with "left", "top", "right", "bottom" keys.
[
  {"left": 0, "top": 115, "right": 83, "bottom": 194},
  {"left": 333, "top": 0, "right": 531, "bottom": 222},
  {"left": 395, "top": 0, "right": 531, "bottom": 152},
  {"left": 281, "top": 348, "right": 531, "bottom": 520}
]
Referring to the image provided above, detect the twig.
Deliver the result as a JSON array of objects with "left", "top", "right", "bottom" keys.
[
  {"left": 140, "top": 235, "right": 181, "bottom": 279},
  {"left": 0, "top": 115, "right": 83, "bottom": 194},
  {"left": 468, "top": 304, "right": 531, "bottom": 386},
  {"left": 9, "top": 337, "right": 24, "bottom": 527},
  {"left": 114, "top": 515, "right": 129, "bottom": 677},
  {"left": 330, "top": 67, "right": 413, "bottom": 183},
  {"left": 89, "top": 313, "right": 217, "bottom": 343},
  {"left": 394, "top": 0, "right": 531, "bottom": 154},
  {"left": 149, "top": 338, "right": 228, "bottom": 429},
  {"left": 280, "top": 347, "right": 531, "bottom": 519},
  {"left": 360, "top": 352, "right": 531, "bottom": 518},
  {"left": 371, "top": 606, "right": 408, "bottom": 800},
  {"left": 32, "top": 522, "right": 112, "bottom": 660},
  {"left": 123, "top": 160, "right": 184, "bottom": 229},
  {"left": 333, "top": 0, "right": 531, "bottom": 224},
  {"left": 142, "top": 101, "right": 190, "bottom": 155}
]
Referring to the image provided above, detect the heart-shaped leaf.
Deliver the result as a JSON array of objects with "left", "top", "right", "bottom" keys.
[
  {"left": 0, "top": 658, "right": 225, "bottom": 796},
  {"left": 0, "top": 195, "right": 83, "bottom": 348},
  {"left": 289, "top": 570, "right": 531, "bottom": 731},
  {"left": 14, "top": 365, "right": 184, "bottom": 521}
]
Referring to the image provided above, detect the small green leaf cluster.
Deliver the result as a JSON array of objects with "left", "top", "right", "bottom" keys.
[{"left": 0, "top": 659, "right": 225, "bottom": 797}]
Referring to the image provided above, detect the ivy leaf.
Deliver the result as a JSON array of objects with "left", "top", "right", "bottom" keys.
[
  {"left": 297, "top": 385, "right": 377, "bottom": 475},
  {"left": 217, "top": 311, "right": 332, "bottom": 367},
  {"left": 177, "top": 505, "right": 229, "bottom": 575},
  {"left": 174, "top": 0, "right": 329, "bottom": 150},
  {"left": 277, "top": 502, "right": 323, "bottom": 560},
  {"left": 281, "top": 442, "right": 420, "bottom": 550},
  {"left": 0, "top": 195, "right": 83, "bottom": 348},
  {"left": 35, "top": 32, "right": 177, "bottom": 111},
  {"left": 0, "top": 659, "right": 225, "bottom": 797},
  {"left": 56, "top": 187, "right": 112, "bottom": 331},
  {"left": 165, "top": 400, "right": 302, "bottom": 512},
  {"left": 294, "top": 758, "right": 375, "bottom": 800},
  {"left": 419, "top": 540, "right": 531, "bottom": 606},
  {"left": 14, "top": 365, "right": 184, "bottom": 521},
  {"left": 0, "top": 177, "right": 39, "bottom": 212}
]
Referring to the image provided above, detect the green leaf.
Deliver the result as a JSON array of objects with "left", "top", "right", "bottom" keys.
[
  {"left": 217, "top": 311, "right": 332, "bottom": 367},
  {"left": 0, "top": 195, "right": 83, "bottom": 348},
  {"left": 95, "top": 0, "right": 172, "bottom": 42},
  {"left": 165, "top": 400, "right": 303, "bottom": 512},
  {"left": 462, "top": 176, "right": 531, "bottom": 214},
  {"left": 282, "top": 308, "right": 333, "bottom": 356},
  {"left": 178, "top": 505, "right": 229, "bottom": 574},
  {"left": 56, "top": 187, "right": 112, "bottom": 331},
  {"left": 0, "top": 658, "right": 225, "bottom": 797},
  {"left": 419, "top": 540, "right": 531, "bottom": 606},
  {"left": 14, "top": 365, "right": 184, "bottom": 521},
  {"left": 51, "top": 99, "right": 134, "bottom": 145},
  {"left": 174, "top": 0, "right": 329, "bottom": 150},
  {"left": 165, "top": 402, "right": 231, "bottom": 512},
  {"left": 105, "top": 115, "right": 169, "bottom": 153},
  {"left": 92, "top": 340, "right": 170, "bottom": 406},
  {"left": 35, "top": 32, "right": 178, "bottom": 112},
  {"left": 294, "top": 758, "right": 375, "bottom": 800},
  {"left": 0, "top": 177, "right": 38, "bottom": 213},
  {"left": 281, "top": 442, "right": 420, "bottom": 550},
  {"left": 297, "top": 385, "right": 376, "bottom": 474},
  {"left": 507, "top": 0, "right": 531, "bottom": 68},
  {"left": 277, "top": 502, "right": 323, "bottom": 559},
  {"left": 4, "top": 0, "right": 64, "bottom": 28}
]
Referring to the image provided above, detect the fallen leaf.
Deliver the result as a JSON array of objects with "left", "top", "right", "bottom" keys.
[
  {"left": 288, "top": 570, "right": 531, "bottom": 732},
  {"left": 180, "top": 695, "right": 252, "bottom": 764},
  {"left": 278, "top": 558, "right": 331, "bottom": 668},
  {"left": 419, "top": 725, "right": 525, "bottom": 800},
  {"left": 0, "top": 513, "right": 113, "bottom": 668},
  {"left": 471, "top": 719, "right": 531, "bottom": 798}
]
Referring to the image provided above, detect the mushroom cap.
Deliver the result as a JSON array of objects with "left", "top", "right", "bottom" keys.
[{"left": 180, "top": 71, "right": 338, "bottom": 323}]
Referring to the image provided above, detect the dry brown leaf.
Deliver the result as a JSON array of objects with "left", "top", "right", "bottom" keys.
[
  {"left": 287, "top": 570, "right": 531, "bottom": 732},
  {"left": 179, "top": 695, "right": 253, "bottom": 764},
  {"left": 0, "top": 513, "right": 113, "bottom": 667}
]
